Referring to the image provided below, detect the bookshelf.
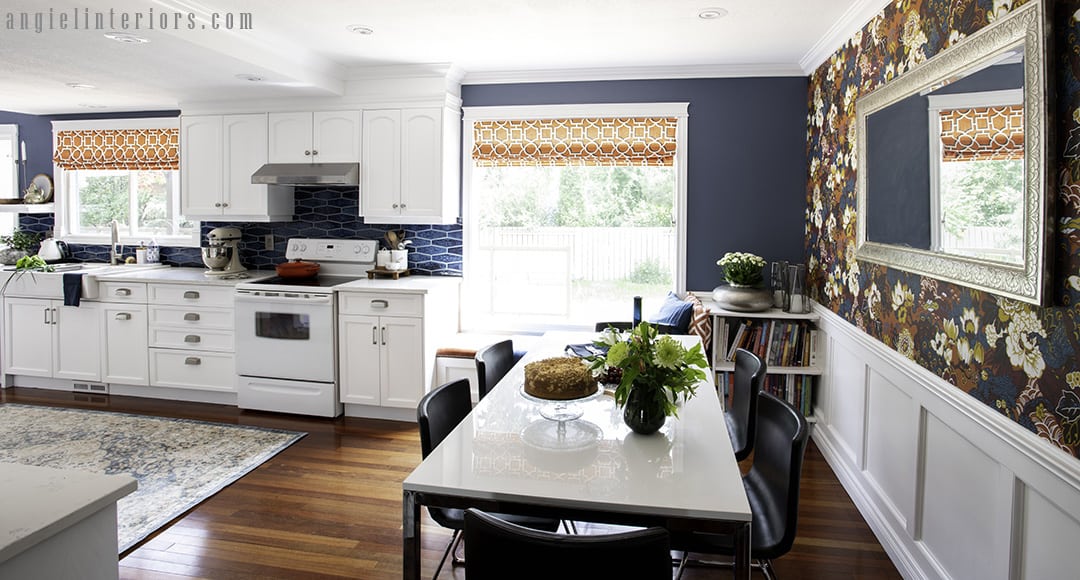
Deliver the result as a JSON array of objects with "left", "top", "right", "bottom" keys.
[{"left": 704, "top": 300, "right": 820, "bottom": 421}]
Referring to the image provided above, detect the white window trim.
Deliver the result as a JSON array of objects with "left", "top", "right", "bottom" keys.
[
  {"left": 51, "top": 117, "right": 198, "bottom": 247},
  {"left": 0, "top": 124, "right": 17, "bottom": 198},
  {"left": 926, "top": 89, "right": 1022, "bottom": 251},
  {"left": 460, "top": 102, "right": 690, "bottom": 331}
]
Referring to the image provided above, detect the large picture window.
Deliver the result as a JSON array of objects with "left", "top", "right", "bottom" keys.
[
  {"left": 52, "top": 119, "right": 197, "bottom": 246},
  {"left": 463, "top": 104, "right": 688, "bottom": 332}
]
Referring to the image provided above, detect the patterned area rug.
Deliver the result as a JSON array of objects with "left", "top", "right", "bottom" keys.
[{"left": 0, "top": 404, "right": 305, "bottom": 552}]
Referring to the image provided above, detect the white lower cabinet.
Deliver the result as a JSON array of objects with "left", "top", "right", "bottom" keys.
[
  {"left": 147, "top": 282, "right": 236, "bottom": 393},
  {"left": 101, "top": 303, "right": 149, "bottom": 385},
  {"left": 4, "top": 298, "right": 101, "bottom": 381},
  {"left": 149, "top": 349, "right": 235, "bottom": 392},
  {"left": 339, "top": 314, "right": 424, "bottom": 408}
]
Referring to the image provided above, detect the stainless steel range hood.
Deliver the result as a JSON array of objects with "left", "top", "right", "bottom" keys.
[{"left": 251, "top": 163, "right": 359, "bottom": 186}]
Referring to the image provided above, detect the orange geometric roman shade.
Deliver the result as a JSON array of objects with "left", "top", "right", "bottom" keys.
[
  {"left": 939, "top": 105, "right": 1024, "bottom": 162},
  {"left": 53, "top": 128, "right": 180, "bottom": 170},
  {"left": 473, "top": 117, "right": 677, "bottom": 167}
]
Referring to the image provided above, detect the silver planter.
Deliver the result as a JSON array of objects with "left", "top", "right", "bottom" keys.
[{"left": 712, "top": 284, "right": 773, "bottom": 312}]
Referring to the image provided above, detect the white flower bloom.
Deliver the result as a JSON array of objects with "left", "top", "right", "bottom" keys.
[
  {"left": 1005, "top": 309, "right": 1046, "bottom": 378},
  {"left": 960, "top": 308, "right": 979, "bottom": 336},
  {"left": 956, "top": 338, "right": 973, "bottom": 364},
  {"left": 930, "top": 331, "right": 951, "bottom": 358},
  {"left": 985, "top": 322, "right": 1002, "bottom": 346},
  {"left": 891, "top": 281, "right": 913, "bottom": 311},
  {"left": 864, "top": 282, "right": 881, "bottom": 317}
]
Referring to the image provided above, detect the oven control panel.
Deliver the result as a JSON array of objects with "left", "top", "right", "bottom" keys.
[{"left": 285, "top": 238, "right": 378, "bottom": 263}]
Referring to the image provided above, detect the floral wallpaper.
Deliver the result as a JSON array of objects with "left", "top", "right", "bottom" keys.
[{"left": 806, "top": 0, "right": 1080, "bottom": 458}]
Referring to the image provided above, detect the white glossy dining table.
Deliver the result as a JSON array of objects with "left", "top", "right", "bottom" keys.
[{"left": 402, "top": 331, "right": 751, "bottom": 579}]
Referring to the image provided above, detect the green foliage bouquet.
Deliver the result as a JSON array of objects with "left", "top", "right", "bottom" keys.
[
  {"left": 716, "top": 251, "right": 766, "bottom": 287},
  {"left": 586, "top": 322, "right": 708, "bottom": 417}
]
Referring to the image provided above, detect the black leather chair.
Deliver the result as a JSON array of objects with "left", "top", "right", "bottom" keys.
[
  {"left": 727, "top": 348, "right": 767, "bottom": 461},
  {"left": 464, "top": 508, "right": 672, "bottom": 580},
  {"left": 474, "top": 340, "right": 516, "bottom": 400},
  {"left": 417, "top": 379, "right": 559, "bottom": 579},
  {"left": 673, "top": 391, "right": 809, "bottom": 579}
]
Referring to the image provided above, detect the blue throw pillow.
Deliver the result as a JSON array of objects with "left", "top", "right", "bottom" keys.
[{"left": 647, "top": 292, "right": 694, "bottom": 333}]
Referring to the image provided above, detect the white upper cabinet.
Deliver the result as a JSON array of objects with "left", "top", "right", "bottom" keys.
[
  {"left": 181, "top": 114, "right": 294, "bottom": 222},
  {"left": 361, "top": 107, "right": 459, "bottom": 224},
  {"left": 268, "top": 111, "right": 361, "bottom": 164}
]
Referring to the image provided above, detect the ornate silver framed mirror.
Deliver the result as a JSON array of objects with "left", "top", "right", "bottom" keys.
[{"left": 855, "top": 0, "right": 1052, "bottom": 305}]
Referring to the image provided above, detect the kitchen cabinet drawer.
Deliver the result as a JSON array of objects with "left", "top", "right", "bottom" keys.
[
  {"left": 338, "top": 292, "right": 422, "bottom": 317},
  {"left": 149, "top": 306, "right": 234, "bottom": 330},
  {"left": 149, "top": 348, "right": 235, "bottom": 392},
  {"left": 98, "top": 282, "right": 148, "bottom": 303},
  {"left": 149, "top": 284, "right": 233, "bottom": 307},
  {"left": 150, "top": 327, "right": 234, "bottom": 352}
]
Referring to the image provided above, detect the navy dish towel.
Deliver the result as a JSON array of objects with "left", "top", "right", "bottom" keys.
[{"left": 63, "top": 272, "right": 84, "bottom": 306}]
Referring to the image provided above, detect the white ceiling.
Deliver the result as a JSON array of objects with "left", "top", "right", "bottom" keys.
[{"left": 0, "top": 0, "right": 889, "bottom": 115}]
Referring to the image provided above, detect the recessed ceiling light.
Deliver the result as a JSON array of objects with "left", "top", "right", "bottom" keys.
[
  {"left": 104, "top": 32, "right": 149, "bottom": 44},
  {"left": 346, "top": 24, "right": 374, "bottom": 35},
  {"left": 698, "top": 8, "right": 728, "bottom": 19},
  {"left": 78, "top": 104, "right": 108, "bottom": 109},
  {"left": 235, "top": 73, "right": 265, "bottom": 82},
  {"left": 66, "top": 83, "right": 96, "bottom": 90}
]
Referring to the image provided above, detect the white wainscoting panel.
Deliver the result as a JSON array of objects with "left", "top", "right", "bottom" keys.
[
  {"left": 919, "top": 411, "right": 1002, "bottom": 580},
  {"left": 824, "top": 338, "right": 867, "bottom": 468},
  {"left": 865, "top": 368, "right": 915, "bottom": 531},
  {"left": 1018, "top": 484, "right": 1080, "bottom": 580},
  {"left": 812, "top": 306, "right": 1080, "bottom": 580}
]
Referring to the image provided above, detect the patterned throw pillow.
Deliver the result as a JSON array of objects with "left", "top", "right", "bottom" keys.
[{"left": 685, "top": 293, "right": 712, "bottom": 356}]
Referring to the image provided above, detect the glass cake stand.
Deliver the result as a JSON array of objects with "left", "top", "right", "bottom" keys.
[{"left": 520, "top": 383, "right": 603, "bottom": 423}]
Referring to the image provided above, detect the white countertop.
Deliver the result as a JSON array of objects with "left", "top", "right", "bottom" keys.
[
  {"left": 336, "top": 275, "right": 461, "bottom": 294},
  {"left": 98, "top": 267, "right": 276, "bottom": 285},
  {"left": 0, "top": 463, "right": 136, "bottom": 564}
]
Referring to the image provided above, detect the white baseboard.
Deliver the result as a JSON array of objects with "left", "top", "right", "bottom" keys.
[{"left": 813, "top": 306, "right": 1080, "bottom": 580}]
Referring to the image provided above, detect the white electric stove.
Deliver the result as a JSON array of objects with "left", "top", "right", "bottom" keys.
[{"left": 234, "top": 239, "right": 378, "bottom": 417}]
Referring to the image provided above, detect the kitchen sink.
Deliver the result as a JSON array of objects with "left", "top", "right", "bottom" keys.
[{"left": 0, "top": 263, "right": 169, "bottom": 300}]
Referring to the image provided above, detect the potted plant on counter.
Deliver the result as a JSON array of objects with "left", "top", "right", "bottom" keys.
[
  {"left": 585, "top": 322, "right": 708, "bottom": 435},
  {"left": 713, "top": 251, "right": 772, "bottom": 312},
  {"left": 0, "top": 230, "right": 42, "bottom": 266}
]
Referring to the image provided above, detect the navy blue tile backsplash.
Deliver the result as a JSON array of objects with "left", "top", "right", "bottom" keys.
[{"left": 19, "top": 186, "right": 462, "bottom": 276}]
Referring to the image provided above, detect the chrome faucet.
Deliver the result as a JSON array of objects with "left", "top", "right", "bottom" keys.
[{"left": 110, "top": 220, "right": 120, "bottom": 265}]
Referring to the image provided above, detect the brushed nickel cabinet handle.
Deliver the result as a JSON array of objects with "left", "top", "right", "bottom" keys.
[
  {"left": 381, "top": 326, "right": 387, "bottom": 346},
  {"left": 115, "top": 288, "right": 131, "bottom": 296},
  {"left": 371, "top": 299, "right": 389, "bottom": 309},
  {"left": 304, "top": 150, "right": 311, "bottom": 156},
  {"left": 311, "top": 149, "right": 318, "bottom": 156},
  {"left": 184, "top": 334, "right": 201, "bottom": 343},
  {"left": 52, "top": 308, "right": 57, "bottom": 325},
  {"left": 372, "top": 326, "right": 377, "bottom": 345},
  {"left": 43, "top": 307, "right": 49, "bottom": 325},
  {"left": 184, "top": 312, "right": 200, "bottom": 321},
  {"left": 183, "top": 290, "right": 200, "bottom": 299},
  {"left": 184, "top": 357, "right": 201, "bottom": 365},
  {"left": 115, "top": 313, "right": 132, "bottom": 321}
]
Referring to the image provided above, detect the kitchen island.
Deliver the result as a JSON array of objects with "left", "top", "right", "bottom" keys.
[{"left": 0, "top": 463, "right": 136, "bottom": 580}]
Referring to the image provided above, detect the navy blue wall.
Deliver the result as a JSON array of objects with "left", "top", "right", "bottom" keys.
[
  {"left": 462, "top": 78, "right": 809, "bottom": 291},
  {"left": 0, "top": 110, "right": 53, "bottom": 189}
]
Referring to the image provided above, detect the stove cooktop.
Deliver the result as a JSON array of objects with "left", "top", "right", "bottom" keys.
[{"left": 248, "top": 274, "right": 367, "bottom": 289}]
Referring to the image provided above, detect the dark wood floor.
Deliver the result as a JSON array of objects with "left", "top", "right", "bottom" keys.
[{"left": 1, "top": 387, "right": 901, "bottom": 579}]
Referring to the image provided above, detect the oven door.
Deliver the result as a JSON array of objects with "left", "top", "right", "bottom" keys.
[{"left": 235, "top": 291, "right": 335, "bottom": 383}]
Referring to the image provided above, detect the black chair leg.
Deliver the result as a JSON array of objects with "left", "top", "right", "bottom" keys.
[
  {"left": 450, "top": 531, "right": 465, "bottom": 566},
  {"left": 760, "top": 558, "right": 777, "bottom": 580},
  {"left": 432, "top": 529, "right": 460, "bottom": 580}
]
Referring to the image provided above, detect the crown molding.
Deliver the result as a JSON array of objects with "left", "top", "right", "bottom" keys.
[
  {"left": 799, "top": 0, "right": 892, "bottom": 74},
  {"left": 462, "top": 63, "right": 805, "bottom": 85}
]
